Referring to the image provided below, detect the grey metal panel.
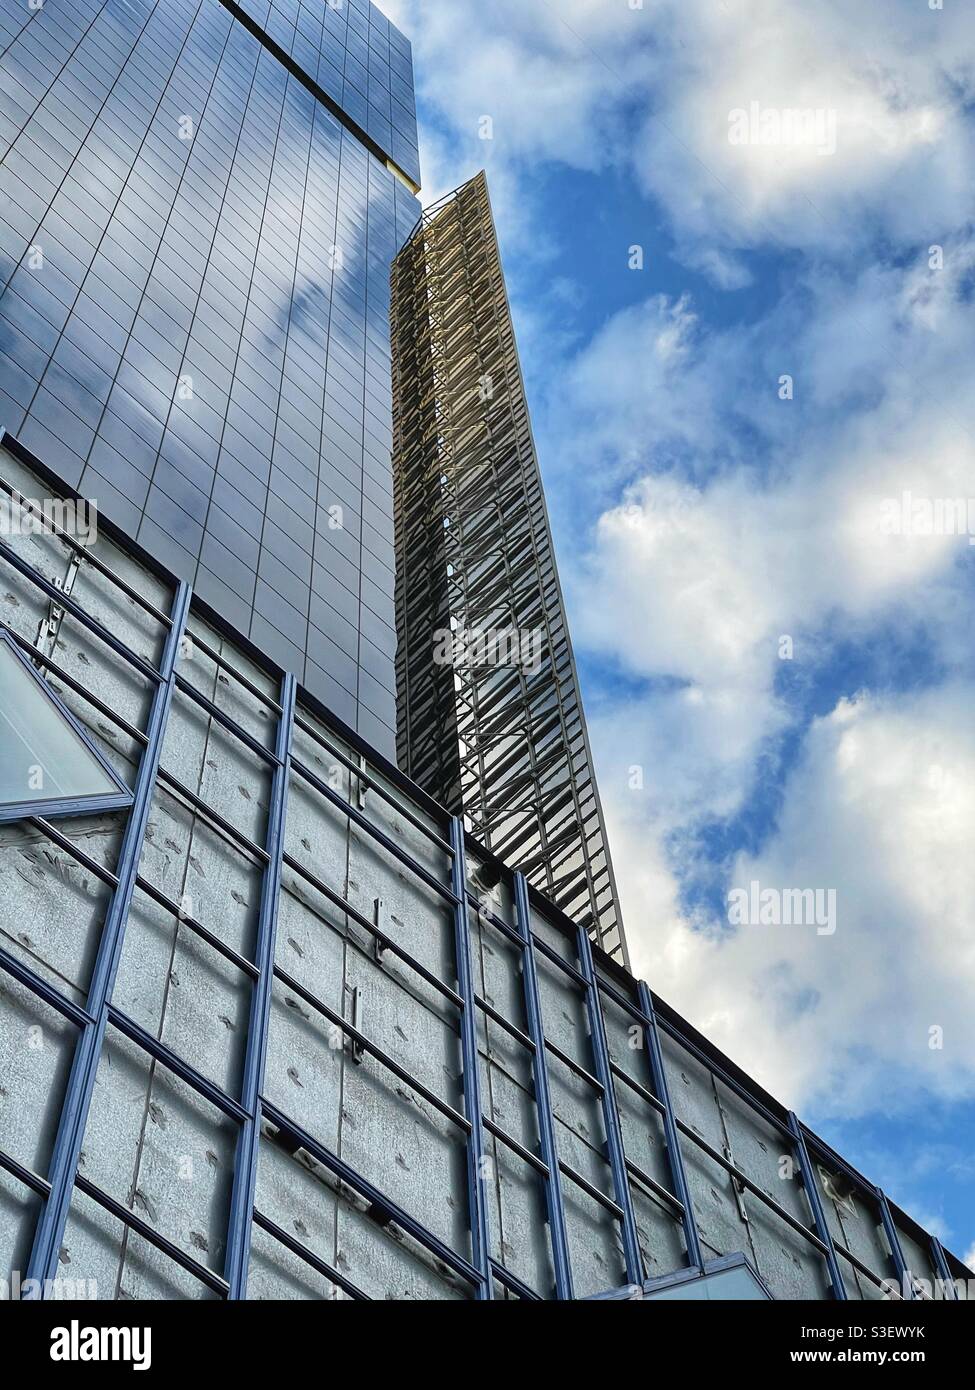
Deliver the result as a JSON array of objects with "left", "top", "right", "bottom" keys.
[
  {"left": 561, "top": 1177, "right": 626, "bottom": 1299},
  {"left": 263, "top": 978, "right": 344, "bottom": 1155},
  {"left": 0, "top": 970, "right": 77, "bottom": 1179},
  {"left": 660, "top": 1029, "right": 757, "bottom": 1264},
  {"left": 61, "top": 1187, "right": 220, "bottom": 1300},
  {"left": 345, "top": 826, "right": 454, "bottom": 987},
  {"left": 141, "top": 789, "right": 263, "bottom": 961},
  {"left": 0, "top": 1168, "right": 42, "bottom": 1282},
  {"left": 0, "top": 815, "right": 119, "bottom": 1006},
  {"left": 80, "top": 1029, "right": 238, "bottom": 1276},
  {"left": 338, "top": 1047, "right": 469, "bottom": 1254},
  {"left": 713, "top": 1079, "right": 829, "bottom": 1300},
  {"left": 485, "top": 1139, "right": 554, "bottom": 1297},
  {"left": 113, "top": 892, "right": 251, "bottom": 1100}
]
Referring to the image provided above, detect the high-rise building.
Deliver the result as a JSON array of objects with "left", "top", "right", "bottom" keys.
[
  {"left": 0, "top": 1, "right": 971, "bottom": 1306},
  {"left": 0, "top": 0, "right": 421, "bottom": 759},
  {"left": 391, "top": 173, "right": 627, "bottom": 966}
]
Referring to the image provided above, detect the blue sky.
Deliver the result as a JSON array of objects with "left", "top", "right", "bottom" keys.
[{"left": 384, "top": 0, "right": 975, "bottom": 1265}]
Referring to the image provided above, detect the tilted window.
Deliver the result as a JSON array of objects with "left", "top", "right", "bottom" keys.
[{"left": 0, "top": 631, "right": 132, "bottom": 823}]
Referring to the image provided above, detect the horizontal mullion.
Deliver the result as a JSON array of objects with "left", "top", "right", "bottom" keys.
[
  {"left": 610, "top": 1060, "right": 666, "bottom": 1118},
  {"left": 624, "top": 1157, "right": 684, "bottom": 1217},
  {"left": 260, "top": 1102, "right": 483, "bottom": 1291},
  {"left": 653, "top": 1006, "right": 794, "bottom": 1143},
  {"left": 294, "top": 712, "right": 452, "bottom": 853},
  {"left": 482, "top": 1116, "right": 549, "bottom": 1179},
  {"left": 0, "top": 475, "right": 174, "bottom": 628},
  {"left": 0, "top": 1145, "right": 53, "bottom": 1198},
  {"left": 466, "top": 894, "right": 527, "bottom": 951},
  {"left": 832, "top": 1237, "right": 904, "bottom": 1297},
  {"left": 173, "top": 672, "right": 281, "bottom": 768},
  {"left": 133, "top": 875, "right": 259, "bottom": 981},
  {"left": 529, "top": 930, "right": 589, "bottom": 990},
  {"left": 557, "top": 1158, "right": 626, "bottom": 1222},
  {"left": 281, "top": 851, "right": 463, "bottom": 1007},
  {"left": 474, "top": 993, "right": 536, "bottom": 1053},
  {"left": 74, "top": 1174, "right": 229, "bottom": 1297},
  {"left": 252, "top": 1207, "right": 370, "bottom": 1301},
  {"left": 0, "top": 535, "right": 164, "bottom": 684},
  {"left": 291, "top": 756, "right": 458, "bottom": 908},
  {"left": 106, "top": 1005, "right": 250, "bottom": 1125},
  {"left": 156, "top": 768, "right": 270, "bottom": 865},
  {"left": 0, "top": 621, "right": 149, "bottom": 746},
  {"left": 672, "top": 1116, "right": 827, "bottom": 1256},
  {"left": 186, "top": 629, "right": 282, "bottom": 716},
  {"left": 29, "top": 815, "right": 122, "bottom": 889},
  {"left": 273, "top": 965, "right": 471, "bottom": 1134},
  {"left": 490, "top": 1259, "right": 542, "bottom": 1301},
  {"left": 0, "top": 942, "right": 94, "bottom": 1028},
  {"left": 544, "top": 1036, "right": 603, "bottom": 1094}
]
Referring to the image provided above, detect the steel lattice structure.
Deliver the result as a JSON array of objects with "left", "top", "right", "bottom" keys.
[{"left": 391, "top": 172, "right": 628, "bottom": 965}]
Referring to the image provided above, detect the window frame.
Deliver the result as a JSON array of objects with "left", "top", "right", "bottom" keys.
[{"left": 0, "top": 626, "right": 135, "bottom": 824}]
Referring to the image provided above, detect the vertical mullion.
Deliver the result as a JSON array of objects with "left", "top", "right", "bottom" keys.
[
  {"left": 224, "top": 671, "right": 296, "bottom": 1298},
  {"left": 787, "top": 1112, "right": 847, "bottom": 1300},
  {"left": 449, "top": 817, "right": 493, "bottom": 1300},
  {"left": 513, "top": 873, "right": 573, "bottom": 1299},
  {"left": 930, "top": 1238, "right": 959, "bottom": 1300},
  {"left": 637, "top": 980, "right": 704, "bottom": 1273},
  {"left": 27, "top": 580, "right": 192, "bottom": 1288},
  {"left": 575, "top": 925, "right": 642, "bottom": 1285},
  {"left": 878, "top": 1190, "right": 914, "bottom": 1299}
]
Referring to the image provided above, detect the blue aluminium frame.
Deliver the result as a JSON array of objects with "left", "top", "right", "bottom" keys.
[
  {"left": 513, "top": 871, "right": 573, "bottom": 1299},
  {"left": 575, "top": 922, "right": 643, "bottom": 1285},
  {"left": 26, "top": 581, "right": 191, "bottom": 1285},
  {"left": 224, "top": 671, "right": 297, "bottom": 1298},
  {"left": 0, "top": 626, "right": 134, "bottom": 824},
  {"left": 449, "top": 815, "right": 494, "bottom": 1300},
  {"left": 636, "top": 979, "right": 705, "bottom": 1273},
  {"left": 0, "top": 433, "right": 970, "bottom": 1302},
  {"left": 786, "top": 1111, "right": 847, "bottom": 1301}
]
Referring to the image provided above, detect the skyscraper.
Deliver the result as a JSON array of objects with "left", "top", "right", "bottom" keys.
[
  {"left": 391, "top": 173, "right": 627, "bottom": 965},
  {"left": 0, "top": 0, "right": 420, "bottom": 758},
  {"left": 0, "top": 0, "right": 971, "bottom": 1307}
]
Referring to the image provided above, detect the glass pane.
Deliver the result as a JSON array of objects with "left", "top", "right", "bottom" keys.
[{"left": 0, "top": 638, "right": 122, "bottom": 810}]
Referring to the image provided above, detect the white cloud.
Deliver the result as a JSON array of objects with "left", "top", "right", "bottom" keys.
[
  {"left": 387, "top": 0, "right": 975, "bottom": 1130},
  {"left": 552, "top": 220, "right": 975, "bottom": 1122},
  {"left": 392, "top": 0, "right": 975, "bottom": 275},
  {"left": 609, "top": 685, "right": 975, "bottom": 1116}
]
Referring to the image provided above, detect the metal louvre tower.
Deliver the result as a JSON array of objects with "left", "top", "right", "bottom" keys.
[{"left": 391, "top": 172, "right": 628, "bottom": 966}]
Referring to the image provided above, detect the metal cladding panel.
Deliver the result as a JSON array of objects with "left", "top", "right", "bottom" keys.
[
  {"left": 390, "top": 171, "right": 629, "bottom": 967},
  {"left": 0, "top": 442, "right": 971, "bottom": 1302},
  {"left": 0, "top": 0, "right": 422, "bottom": 762}
]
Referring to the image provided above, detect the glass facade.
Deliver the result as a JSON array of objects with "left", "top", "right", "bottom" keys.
[
  {"left": 0, "top": 436, "right": 970, "bottom": 1302},
  {"left": 229, "top": 0, "right": 420, "bottom": 188},
  {"left": 0, "top": 0, "right": 420, "bottom": 760}
]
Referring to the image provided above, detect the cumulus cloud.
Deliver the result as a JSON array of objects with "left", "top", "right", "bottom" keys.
[
  {"left": 388, "top": 0, "right": 975, "bottom": 1166},
  {"left": 607, "top": 685, "right": 975, "bottom": 1116},
  {"left": 391, "top": 0, "right": 975, "bottom": 273}
]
